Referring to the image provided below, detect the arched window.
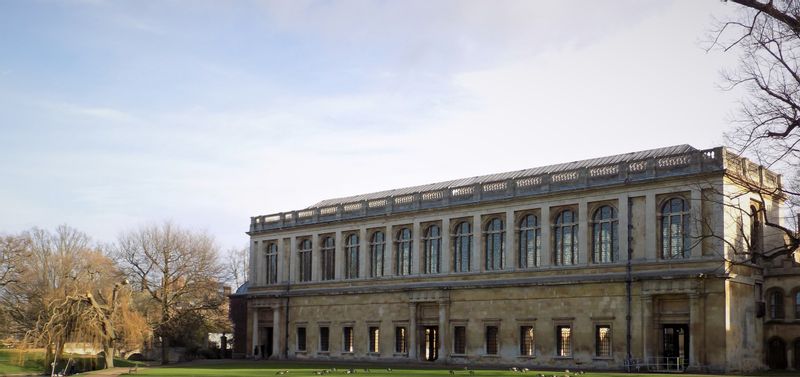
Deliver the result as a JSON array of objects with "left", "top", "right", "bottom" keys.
[
  {"left": 345, "top": 234, "right": 359, "bottom": 279},
  {"left": 321, "top": 236, "right": 335, "bottom": 281},
  {"left": 660, "top": 197, "right": 690, "bottom": 259},
  {"left": 396, "top": 228, "right": 412, "bottom": 276},
  {"left": 518, "top": 215, "right": 540, "bottom": 268},
  {"left": 554, "top": 210, "right": 578, "bottom": 266},
  {"left": 265, "top": 242, "right": 278, "bottom": 284},
  {"left": 767, "top": 337, "right": 787, "bottom": 369},
  {"left": 453, "top": 222, "right": 472, "bottom": 273},
  {"left": 484, "top": 218, "right": 504, "bottom": 270},
  {"left": 370, "top": 231, "right": 385, "bottom": 278},
  {"left": 298, "top": 239, "right": 312, "bottom": 282},
  {"left": 768, "top": 289, "right": 784, "bottom": 319},
  {"left": 592, "top": 206, "right": 618, "bottom": 263},
  {"left": 423, "top": 225, "right": 441, "bottom": 274},
  {"left": 795, "top": 290, "right": 800, "bottom": 319}
]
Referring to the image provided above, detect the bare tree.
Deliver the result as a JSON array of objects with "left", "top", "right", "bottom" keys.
[
  {"left": 0, "top": 234, "right": 28, "bottom": 289},
  {"left": 114, "top": 222, "right": 225, "bottom": 364},
  {"left": 224, "top": 246, "right": 249, "bottom": 290},
  {"left": 709, "top": 0, "right": 800, "bottom": 261}
]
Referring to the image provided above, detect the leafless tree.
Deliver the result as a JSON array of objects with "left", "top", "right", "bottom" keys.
[
  {"left": 709, "top": 0, "right": 800, "bottom": 262},
  {"left": 0, "top": 234, "right": 28, "bottom": 289},
  {"left": 224, "top": 246, "right": 249, "bottom": 290},
  {"left": 114, "top": 222, "right": 225, "bottom": 364}
]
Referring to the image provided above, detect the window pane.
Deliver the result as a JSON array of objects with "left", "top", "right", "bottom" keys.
[
  {"left": 454, "top": 326, "right": 466, "bottom": 354},
  {"left": 520, "top": 326, "right": 534, "bottom": 356},
  {"left": 297, "top": 327, "right": 306, "bottom": 351},
  {"left": 369, "top": 327, "right": 380, "bottom": 353},
  {"left": 596, "top": 326, "right": 611, "bottom": 357},
  {"left": 395, "top": 327, "right": 406, "bottom": 353},
  {"left": 486, "top": 326, "right": 498, "bottom": 355},
  {"left": 557, "top": 326, "right": 571, "bottom": 357},
  {"left": 320, "top": 327, "right": 329, "bottom": 352}
]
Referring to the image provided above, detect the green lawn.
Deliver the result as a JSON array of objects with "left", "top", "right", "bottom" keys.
[
  {"left": 128, "top": 361, "right": 780, "bottom": 377},
  {"left": 0, "top": 349, "right": 45, "bottom": 374}
]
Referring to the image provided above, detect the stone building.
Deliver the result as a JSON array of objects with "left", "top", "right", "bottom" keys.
[{"left": 244, "top": 145, "right": 799, "bottom": 372}]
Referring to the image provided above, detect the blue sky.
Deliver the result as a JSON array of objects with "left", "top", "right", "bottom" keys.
[{"left": 0, "top": 0, "right": 742, "bottom": 251}]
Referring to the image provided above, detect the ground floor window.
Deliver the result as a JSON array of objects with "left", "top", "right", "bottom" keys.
[
  {"left": 343, "top": 327, "right": 354, "bottom": 353},
  {"left": 395, "top": 327, "right": 407, "bottom": 353},
  {"left": 319, "top": 327, "right": 330, "bottom": 352},
  {"left": 369, "top": 327, "right": 380, "bottom": 353},
  {"left": 453, "top": 326, "right": 467, "bottom": 354},
  {"left": 595, "top": 325, "right": 611, "bottom": 357},
  {"left": 485, "top": 326, "right": 499, "bottom": 355},
  {"left": 520, "top": 326, "right": 534, "bottom": 356},
  {"left": 297, "top": 327, "right": 306, "bottom": 351},
  {"left": 556, "top": 325, "right": 572, "bottom": 357}
]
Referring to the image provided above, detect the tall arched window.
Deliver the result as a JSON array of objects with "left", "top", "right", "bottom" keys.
[
  {"left": 795, "top": 290, "right": 800, "bottom": 319},
  {"left": 519, "top": 215, "right": 540, "bottom": 268},
  {"left": 396, "top": 228, "right": 412, "bottom": 276},
  {"left": 769, "top": 289, "right": 785, "bottom": 319},
  {"left": 423, "top": 225, "right": 441, "bottom": 274},
  {"left": 265, "top": 242, "right": 278, "bottom": 284},
  {"left": 554, "top": 210, "right": 578, "bottom": 266},
  {"left": 453, "top": 222, "right": 472, "bottom": 273},
  {"left": 661, "top": 197, "right": 690, "bottom": 259},
  {"left": 345, "top": 234, "right": 359, "bottom": 279},
  {"left": 370, "top": 231, "right": 385, "bottom": 278},
  {"left": 592, "top": 206, "right": 618, "bottom": 264},
  {"left": 298, "top": 239, "right": 312, "bottom": 282},
  {"left": 321, "top": 236, "right": 335, "bottom": 281},
  {"left": 484, "top": 218, "right": 504, "bottom": 270}
]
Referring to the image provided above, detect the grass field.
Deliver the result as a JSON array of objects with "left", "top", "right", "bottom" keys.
[{"left": 126, "top": 360, "right": 791, "bottom": 377}]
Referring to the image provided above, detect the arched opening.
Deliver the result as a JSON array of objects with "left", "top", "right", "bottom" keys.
[{"left": 766, "top": 337, "right": 787, "bottom": 369}]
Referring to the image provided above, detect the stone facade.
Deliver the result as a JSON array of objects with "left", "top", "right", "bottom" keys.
[{"left": 244, "top": 145, "right": 798, "bottom": 372}]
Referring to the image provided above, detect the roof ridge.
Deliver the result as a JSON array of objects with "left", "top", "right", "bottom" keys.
[{"left": 308, "top": 144, "right": 697, "bottom": 208}]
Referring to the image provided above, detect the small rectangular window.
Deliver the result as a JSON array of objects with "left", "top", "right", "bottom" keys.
[
  {"left": 485, "top": 326, "right": 499, "bottom": 355},
  {"left": 343, "top": 327, "right": 354, "bottom": 353},
  {"left": 319, "top": 327, "right": 330, "bottom": 352},
  {"left": 453, "top": 326, "right": 467, "bottom": 354},
  {"left": 369, "top": 327, "right": 380, "bottom": 353},
  {"left": 297, "top": 327, "right": 306, "bottom": 351},
  {"left": 595, "top": 325, "right": 611, "bottom": 357},
  {"left": 520, "top": 326, "right": 534, "bottom": 356},
  {"left": 395, "top": 327, "right": 407, "bottom": 353},
  {"left": 556, "top": 325, "right": 571, "bottom": 357}
]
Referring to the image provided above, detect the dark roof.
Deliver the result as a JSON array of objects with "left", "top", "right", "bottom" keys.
[{"left": 310, "top": 144, "right": 696, "bottom": 208}]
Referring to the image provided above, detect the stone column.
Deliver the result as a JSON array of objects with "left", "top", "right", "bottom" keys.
[
  {"left": 689, "top": 189, "right": 703, "bottom": 259},
  {"left": 645, "top": 193, "right": 657, "bottom": 260},
  {"left": 408, "top": 303, "right": 417, "bottom": 359},
  {"left": 289, "top": 236, "right": 297, "bottom": 282},
  {"left": 386, "top": 226, "right": 395, "bottom": 277},
  {"left": 441, "top": 217, "right": 451, "bottom": 273},
  {"left": 578, "top": 201, "right": 588, "bottom": 265},
  {"left": 689, "top": 293, "right": 703, "bottom": 369},
  {"left": 472, "top": 214, "right": 482, "bottom": 272},
  {"left": 412, "top": 222, "right": 421, "bottom": 274},
  {"left": 311, "top": 234, "right": 321, "bottom": 281},
  {"left": 359, "top": 227, "right": 368, "bottom": 279},
  {"left": 642, "top": 295, "right": 653, "bottom": 362},
  {"left": 540, "top": 206, "right": 551, "bottom": 266},
  {"left": 252, "top": 309, "right": 260, "bottom": 358},
  {"left": 618, "top": 195, "right": 629, "bottom": 262},
  {"left": 335, "top": 230, "right": 343, "bottom": 279},
  {"left": 273, "top": 307, "right": 282, "bottom": 359},
  {"left": 505, "top": 210, "right": 515, "bottom": 269},
  {"left": 249, "top": 240, "right": 258, "bottom": 287},
  {"left": 437, "top": 301, "right": 449, "bottom": 363},
  {"left": 277, "top": 238, "right": 285, "bottom": 283}
]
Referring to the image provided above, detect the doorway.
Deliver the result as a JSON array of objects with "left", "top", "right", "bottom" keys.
[
  {"left": 261, "top": 327, "right": 274, "bottom": 358},
  {"left": 662, "top": 324, "right": 689, "bottom": 370},
  {"left": 766, "top": 337, "right": 787, "bottom": 369},
  {"left": 422, "top": 326, "right": 438, "bottom": 361}
]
